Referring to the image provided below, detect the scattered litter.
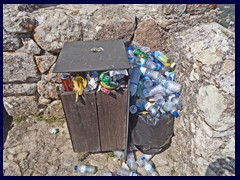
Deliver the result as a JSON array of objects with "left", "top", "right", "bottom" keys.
[
  {"left": 74, "top": 164, "right": 97, "bottom": 174},
  {"left": 49, "top": 128, "right": 59, "bottom": 134}
]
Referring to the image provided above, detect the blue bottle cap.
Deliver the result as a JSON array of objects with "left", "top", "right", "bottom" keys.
[
  {"left": 143, "top": 76, "right": 150, "bottom": 81},
  {"left": 141, "top": 157, "right": 146, "bottom": 160},
  {"left": 172, "top": 111, "right": 179, "bottom": 118},
  {"left": 151, "top": 52, "right": 155, "bottom": 57},
  {"left": 155, "top": 64, "right": 161, "bottom": 71},
  {"left": 128, "top": 46, "right": 133, "bottom": 50},
  {"left": 138, "top": 105, "right": 144, "bottom": 111},
  {"left": 174, "top": 92, "right": 180, "bottom": 97},
  {"left": 74, "top": 166, "right": 78, "bottom": 171}
]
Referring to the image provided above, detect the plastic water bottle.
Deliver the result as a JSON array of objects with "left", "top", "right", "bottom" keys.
[
  {"left": 141, "top": 157, "right": 160, "bottom": 176},
  {"left": 136, "top": 154, "right": 154, "bottom": 167},
  {"left": 140, "top": 67, "right": 164, "bottom": 83},
  {"left": 113, "top": 150, "right": 125, "bottom": 160},
  {"left": 117, "top": 168, "right": 141, "bottom": 176},
  {"left": 129, "top": 105, "right": 138, "bottom": 114},
  {"left": 142, "top": 76, "right": 153, "bottom": 88},
  {"left": 74, "top": 165, "right": 97, "bottom": 174},
  {"left": 162, "top": 79, "right": 182, "bottom": 93},
  {"left": 136, "top": 98, "right": 148, "bottom": 111},
  {"left": 130, "top": 67, "right": 141, "bottom": 96},
  {"left": 126, "top": 152, "right": 138, "bottom": 171},
  {"left": 162, "top": 101, "right": 179, "bottom": 118},
  {"left": 154, "top": 93, "right": 165, "bottom": 107},
  {"left": 127, "top": 46, "right": 136, "bottom": 65},
  {"left": 152, "top": 51, "right": 170, "bottom": 67},
  {"left": 102, "top": 172, "right": 117, "bottom": 176},
  {"left": 136, "top": 80, "right": 143, "bottom": 97},
  {"left": 144, "top": 102, "right": 159, "bottom": 116},
  {"left": 137, "top": 58, "right": 161, "bottom": 70},
  {"left": 171, "top": 97, "right": 182, "bottom": 110},
  {"left": 142, "top": 84, "right": 166, "bottom": 97},
  {"left": 153, "top": 58, "right": 164, "bottom": 70}
]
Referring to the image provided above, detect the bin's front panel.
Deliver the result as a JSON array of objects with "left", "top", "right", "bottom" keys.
[
  {"left": 96, "top": 90, "right": 128, "bottom": 151},
  {"left": 61, "top": 91, "right": 101, "bottom": 152}
]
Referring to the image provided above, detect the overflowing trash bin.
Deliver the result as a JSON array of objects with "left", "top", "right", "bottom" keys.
[{"left": 54, "top": 40, "right": 182, "bottom": 176}]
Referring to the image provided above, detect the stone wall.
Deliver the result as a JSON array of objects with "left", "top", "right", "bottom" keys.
[{"left": 3, "top": 4, "right": 235, "bottom": 175}]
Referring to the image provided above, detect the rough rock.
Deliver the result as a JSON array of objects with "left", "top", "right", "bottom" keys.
[
  {"left": 133, "top": 17, "right": 165, "bottom": 51},
  {"left": 38, "top": 96, "right": 51, "bottom": 105},
  {"left": 3, "top": 84, "right": 37, "bottom": 96},
  {"left": 3, "top": 96, "right": 38, "bottom": 116},
  {"left": 37, "top": 81, "right": 61, "bottom": 100},
  {"left": 3, "top": 29, "right": 23, "bottom": 51},
  {"left": 86, "top": 6, "right": 136, "bottom": 41},
  {"left": 34, "top": 54, "right": 57, "bottom": 73},
  {"left": 41, "top": 63, "right": 62, "bottom": 83},
  {"left": 3, "top": 4, "right": 37, "bottom": 33},
  {"left": 44, "top": 100, "right": 64, "bottom": 119},
  {"left": 16, "top": 38, "right": 41, "bottom": 54},
  {"left": 3, "top": 52, "right": 40, "bottom": 83},
  {"left": 197, "top": 85, "right": 234, "bottom": 131},
  {"left": 34, "top": 11, "right": 82, "bottom": 52},
  {"left": 166, "top": 21, "right": 235, "bottom": 176}
]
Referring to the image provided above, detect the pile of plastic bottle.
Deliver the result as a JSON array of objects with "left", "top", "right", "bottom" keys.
[{"left": 127, "top": 42, "right": 182, "bottom": 123}]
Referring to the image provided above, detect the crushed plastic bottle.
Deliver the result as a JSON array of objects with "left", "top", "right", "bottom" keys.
[
  {"left": 141, "top": 157, "right": 160, "bottom": 176},
  {"left": 142, "top": 76, "right": 153, "bottom": 88},
  {"left": 140, "top": 67, "right": 164, "bottom": 83},
  {"left": 74, "top": 164, "right": 97, "bottom": 174},
  {"left": 130, "top": 67, "right": 142, "bottom": 96},
  {"left": 126, "top": 152, "right": 138, "bottom": 172},
  {"left": 113, "top": 150, "right": 125, "bottom": 160},
  {"left": 136, "top": 154, "right": 154, "bottom": 167},
  {"left": 102, "top": 172, "right": 117, "bottom": 176},
  {"left": 117, "top": 168, "right": 141, "bottom": 176}
]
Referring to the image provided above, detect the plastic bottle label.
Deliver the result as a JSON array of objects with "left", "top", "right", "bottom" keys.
[
  {"left": 144, "top": 163, "right": 153, "bottom": 172},
  {"left": 144, "top": 102, "right": 152, "bottom": 110}
]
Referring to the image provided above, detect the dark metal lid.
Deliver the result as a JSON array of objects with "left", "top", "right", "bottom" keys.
[{"left": 53, "top": 40, "right": 131, "bottom": 73}]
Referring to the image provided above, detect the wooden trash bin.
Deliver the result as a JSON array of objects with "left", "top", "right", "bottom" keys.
[{"left": 53, "top": 40, "right": 131, "bottom": 153}]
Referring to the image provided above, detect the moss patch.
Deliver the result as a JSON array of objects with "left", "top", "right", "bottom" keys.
[{"left": 13, "top": 116, "right": 27, "bottom": 123}]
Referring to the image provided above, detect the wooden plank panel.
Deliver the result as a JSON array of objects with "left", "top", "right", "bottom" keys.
[
  {"left": 61, "top": 91, "right": 100, "bottom": 152},
  {"left": 97, "top": 90, "right": 128, "bottom": 151}
]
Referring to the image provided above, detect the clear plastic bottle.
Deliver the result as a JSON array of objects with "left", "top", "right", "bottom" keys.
[
  {"left": 142, "top": 76, "right": 153, "bottom": 88},
  {"left": 74, "top": 165, "right": 97, "bottom": 174},
  {"left": 144, "top": 102, "right": 159, "bottom": 116},
  {"left": 141, "top": 157, "right": 160, "bottom": 176},
  {"left": 138, "top": 58, "right": 161, "bottom": 71},
  {"left": 127, "top": 46, "right": 136, "bottom": 65},
  {"left": 140, "top": 67, "right": 164, "bottom": 83},
  {"left": 102, "top": 172, "right": 117, "bottom": 176},
  {"left": 154, "top": 93, "right": 165, "bottom": 107},
  {"left": 116, "top": 168, "right": 141, "bottom": 176},
  {"left": 136, "top": 154, "right": 154, "bottom": 167},
  {"left": 172, "top": 97, "right": 182, "bottom": 110},
  {"left": 130, "top": 67, "right": 142, "bottom": 96},
  {"left": 142, "top": 84, "right": 166, "bottom": 97},
  {"left": 163, "top": 79, "right": 182, "bottom": 93},
  {"left": 136, "top": 98, "right": 148, "bottom": 111},
  {"left": 126, "top": 152, "right": 138, "bottom": 172},
  {"left": 113, "top": 150, "right": 125, "bottom": 160},
  {"left": 129, "top": 105, "right": 138, "bottom": 114},
  {"left": 162, "top": 101, "right": 179, "bottom": 118}
]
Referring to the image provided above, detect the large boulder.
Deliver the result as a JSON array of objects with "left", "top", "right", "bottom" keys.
[{"left": 166, "top": 22, "right": 235, "bottom": 175}]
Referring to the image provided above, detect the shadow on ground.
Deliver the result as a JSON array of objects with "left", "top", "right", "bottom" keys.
[
  {"left": 3, "top": 107, "right": 13, "bottom": 146},
  {"left": 205, "top": 157, "right": 235, "bottom": 176}
]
